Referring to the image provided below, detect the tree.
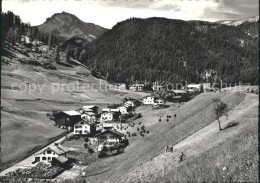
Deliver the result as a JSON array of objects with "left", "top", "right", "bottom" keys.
[
  {"left": 213, "top": 98, "right": 228, "bottom": 130},
  {"left": 65, "top": 44, "right": 71, "bottom": 62},
  {"left": 74, "top": 47, "right": 80, "bottom": 60},
  {"left": 79, "top": 49, "right": 86, "bottom": 63},
  {"left": 48, "top": 33, "right": 52, "bottom": 49},
  {"left": 54, "top": 45, "right": 60, "bottom": 62}
]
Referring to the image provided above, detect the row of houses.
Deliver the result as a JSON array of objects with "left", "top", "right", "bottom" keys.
[{"left": 34, "top": 128, "right": 125, "bottom": 164}]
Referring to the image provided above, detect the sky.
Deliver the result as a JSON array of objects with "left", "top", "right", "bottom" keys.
[{"left": 2, "top": 0, "right": 259, "bottom": 29}]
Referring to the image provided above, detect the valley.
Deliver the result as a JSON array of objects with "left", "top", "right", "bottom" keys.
[{"left": 0, "top": 10, "right": 259, "bottom": 183}]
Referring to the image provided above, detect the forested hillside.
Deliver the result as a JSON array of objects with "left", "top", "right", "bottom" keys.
[{"left": 78, "top": 17, "right": 258, "bottom": 85}]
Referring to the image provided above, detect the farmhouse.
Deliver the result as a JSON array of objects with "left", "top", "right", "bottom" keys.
[
  {"left": 129, "top": 84, "right": 144, "bottom": 91},
  {"left": 95, "top": 129, "right": 124, "bottom": 142},
  {"left": 143, "top": 96, "right": 155, "bottom": 105},
  {"left": 117, "top": 106, "right": 128, "bottom": 114},
  {"left": 81, "top": 105, "right": 99, "bottom": 114},
  {"left": 124, "top": 101, "right": 134, "bottom": 107},
  {"left": 95, "top": 129, "right": 124, "bottom": 151},
  {"left": 54, "top": 111, "right": 81, "bottom": 130},
  {"left": 81, "top": 112, "right": 96, "bottom": 122},
  {"left": 100, "top": 112, "right": 114, "bottom": 121},
  {"left": 74, "top": 119, "right": 96, "bottom": 135},
  {"left": 34, "top": 144, "right": 68, "bottom": 164}
]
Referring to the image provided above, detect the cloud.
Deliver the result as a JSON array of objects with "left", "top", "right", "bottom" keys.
[{"left": 2, "top": 0, "right": 259, "bottom": 28}]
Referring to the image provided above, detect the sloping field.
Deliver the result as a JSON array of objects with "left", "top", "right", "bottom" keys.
[
  {"left": 61, "top": 90, "right": 255, "bottom": 182},
  {"left": 116, "top": 93, "right": 258, "bottom": 182}
]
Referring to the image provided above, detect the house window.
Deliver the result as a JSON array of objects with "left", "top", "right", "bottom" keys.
[
  {"left": 75, "top": 130, "right": 79, "bottom": 133},
  {"left": 47, "top": 150, "right": 51, "bottom": 154},
  {"left": 100, "top": 136, "right": 107, "bottom": 139},
  {"left": 48, "top": 157, "right": 51, "bottom": 161},
  {"left": 84, "top": 130, "right": 88, "bottom": 133},
  {"left": 53, "top": 152, "right": 55, "bottom": 155},
  {"left": 81, "top": 122, "right": 84, "bottom": 124},
  {"left": 110, "top": 136, "right": 115, "bottom": 139},
  {"left": 42, "top": 157, "right": 46, "bottom": 161}
]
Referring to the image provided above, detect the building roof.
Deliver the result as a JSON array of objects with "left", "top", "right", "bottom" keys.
[
  {"left": 62, "top": 111, "right": 81, "bottom": 116},
  {"left": 101, "top": 111, "right": 115, "bottom": 115},
  {"left": 95, "top": 129, "right": 124, "bottom": 137},
  {"left": 54, "top": 156, "right": 69, "bottom": 164},
  {"left": 36, "top": 144, "right": 68, "bottom": 156},
  {"left": 143, "top": 95, "right": 155, "bottom": 99},
  {"left": 172, "top": 90, "right": 187, "bottom": 94},
  {"left": 85, "top": 112, "right": 96, "bottom": 116},
  {"left": 82, "top": 105, "right": 98, "bottom": 109},
  {"left": 75, "top": 119, "right": 94, "bottom": 126},
  {"left": 49, "top": 145, "right": 69, "bottom": 155}
]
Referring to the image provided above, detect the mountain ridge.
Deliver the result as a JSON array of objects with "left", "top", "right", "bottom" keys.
[{"left": 37, "top": 11, "right": 108, "bottom": 42}]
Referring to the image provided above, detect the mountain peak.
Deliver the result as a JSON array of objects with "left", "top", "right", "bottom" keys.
[
  {"left": 38, "top": 12, "right": 108, "bottom": 42},
  {"left": 217, "top": 15, "right": 259, "bottom": 26}
]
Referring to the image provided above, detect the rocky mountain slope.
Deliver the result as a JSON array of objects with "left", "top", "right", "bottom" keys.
[
  {"left": 217, "top": 15, "right": 259, "bottom": 26},
  {"left": 37, "top": 12, "right": 108, "bottom": 42}
]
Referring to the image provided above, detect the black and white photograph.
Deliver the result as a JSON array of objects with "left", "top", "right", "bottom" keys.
[{"left": 0, "top": 0, "right": 259, "bottom": 182}]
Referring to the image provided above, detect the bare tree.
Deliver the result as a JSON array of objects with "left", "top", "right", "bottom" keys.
[{"left": 213, "top": 98, "right": 228, "bottom": 130}]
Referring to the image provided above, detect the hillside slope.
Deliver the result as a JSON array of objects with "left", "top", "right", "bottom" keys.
[
  {"left": 37, "top": 12, "right": 108, "bottom": 42},
  {"left": 59, "top": 90, "right": 258, "bottom": 182},
  {"left": 80, "top": 17, "right": 258, "bottom": 84},
  {"left": 1, "top": 41, "right": 147, "bottom": 171},
  {"left": 115, "top": 93, "right": 258, "bottom": 182}
]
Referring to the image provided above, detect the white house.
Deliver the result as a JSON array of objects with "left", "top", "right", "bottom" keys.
[
  {"left": 74, "top": 119, "right": 96, "bottom": 135},
  {"left": 124, "top": 100, "right": 135, "bottom": 107},
  {"left": 34, "top": 144, "right": 68, "bottom": 164},
  {"left": 143, "top": 96, "right": 155, "bottom": 105},
  {"left": 129, "top": 84, "right": 144, "bottom": 91},
  {"left": 117, "top": 106, "right": 128, "bottom": 114},
  {"left": 187, "top": 84, "right": 201, "bottom": 93},
  {"left": 81, "top": 112, "right": 96, "bottom": 122},
  {"left": 100, "top": 112, "right": 114, "bottom": 121},
  {"left": 119, "top": 83, "right": 126, "bottom": 90},
  {"left": 154, "top": 98, "right": 165, "bottom": 105}
]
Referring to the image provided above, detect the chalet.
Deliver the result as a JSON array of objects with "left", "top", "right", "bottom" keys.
[
  {"left": 82, "top": 105, "right": 99, "bottom": 114},
  {"left": 95, "top": 129, "right": 124, "bottom": 151},
  {"left": 124, "top": 100, "right": 135, "bottom": 107},
  {"left": 100, "top": 112, "right": 114, "bottom": 121},
  {"left": 143, "top": 96, "right": 155, "bottom": 105},
  {"left": 81, "top": 112, "right": 96, "bottom": 122},
  {"left": 55, "top": 111, "right": 81, "bottom": 130},
  {"left": 117, "top": 106, "right": 128, "bottom": 114},
  {"left": 34, "top": 144, "right": 68, "bottom": 164},
  {"left": 129, "top": 84, "right": 144, "bottom": 92},
  {"left": 74, "top": 119, "right": 96, "bottom": 135}
]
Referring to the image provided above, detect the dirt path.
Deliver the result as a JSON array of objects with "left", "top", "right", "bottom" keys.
[{"left": 0, "top": 132, "right": 73, "bottom": 177}]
